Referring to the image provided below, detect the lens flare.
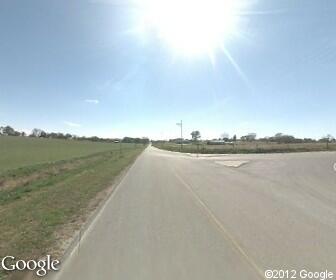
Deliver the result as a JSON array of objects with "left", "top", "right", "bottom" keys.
[{"left": 137, "top": 0, "right": 245, "bottom": 56}]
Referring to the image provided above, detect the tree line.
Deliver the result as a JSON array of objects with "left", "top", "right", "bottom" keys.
[
  {"left": 0, "top": 125, "right": 149, "bottom": 144},
  {"left": 166, "top": 130, "right": 335, "bottom": 144}
]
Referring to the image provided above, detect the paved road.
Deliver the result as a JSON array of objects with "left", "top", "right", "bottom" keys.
[{"left": 51, "top": 147, "right": 336, "bottom": 280}]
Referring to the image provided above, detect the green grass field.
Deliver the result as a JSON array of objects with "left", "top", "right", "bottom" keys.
[
  {"left": 154, "top": 141, "right": 336, "bottom": 154},
  {"left": 0, "top": 136, "right": 137, "bottom": 173},
  {"left": 0, "top": 136, "right": 145, "bottom": 279}
]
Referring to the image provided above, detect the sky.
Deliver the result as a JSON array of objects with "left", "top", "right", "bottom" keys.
[{"left": 0, "top": 0, "right": 335, "bottom": 140}]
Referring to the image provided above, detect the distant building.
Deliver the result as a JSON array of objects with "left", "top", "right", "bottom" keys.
[{"left": 207, "top": 140, "right": 234, "bottom": 145}]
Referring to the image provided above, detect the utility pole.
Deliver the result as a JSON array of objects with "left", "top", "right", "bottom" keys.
[{"left": 176, "top": 120, "right": 183, "bottom": 152}]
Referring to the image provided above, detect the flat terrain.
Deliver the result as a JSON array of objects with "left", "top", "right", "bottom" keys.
[
  {"left": 154, "top": 141, "right": 336, "bottom": 154},
  {"left": 0, "top": 136, "right": 133, "bottom": 173},
  {"left": 51, "top": 146, "right": 336, "bottom": 280},
  {"left": 0, "top": 137, "right": 145, "bottom": 280}
]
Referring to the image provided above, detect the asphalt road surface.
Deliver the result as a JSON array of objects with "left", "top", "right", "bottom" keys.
[{"left": 51, "top": 146, "right": 336, "bottom": 280}]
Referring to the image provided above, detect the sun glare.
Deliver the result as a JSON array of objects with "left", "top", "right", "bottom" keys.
[{"left": 137, "top": 0, "right": 244, "bottom": 56}]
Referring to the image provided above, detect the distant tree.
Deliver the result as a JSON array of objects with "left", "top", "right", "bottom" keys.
[
  {"left": 191, "top": 131, "right": 201, "bottom": 142},
  {"left": 57, "top": 133, "right": 66, "bottom": 139},
  {"left": 89, "top": 136, "right": 99, "bottom": 142},
  {"left": 303, "top": 138, "right": 315, "bottom": 143},
  {"left": 1, "top": 126, "right": 20, "bottom": 136},
  {"left": 121, "top": 137, "right": 149, "bottom": 144},
  {"left": 319, "top": 134, "right": 335, "bottom": 143},
  {"left": 141, "top": 137, "right": 149, "bottom": 144},
  {"left": 0, "top": 126, "right": 22, "bottom": 136},
  {"left": 30, "top": 128, "right": 44, "bottom": 137},
  {"left": 232, "top": 134, "right": 237, "bottom": 142},
  {"left": 271, "top": 133, "right": 304, "bottom": 144},
  {"left": 0, "top": 124, "right": 147, "bottom": 144},
  {"left": 134, "top": 138, "right": 141, "bottom": 144},
  {"left": 326, "top": 134, "right": 335, "bottom": 142},
  {"left": 221, "top": 133, "right": 229, "bottom": 141},
  {"left": 241, "top": 133, "right": 256, "bottom": 141},
  {"left": 122, "top": 137, "right": 134, "bottom": 143},
  {"left": 248, "top": 133, "right": 257, "bottom": 141}
]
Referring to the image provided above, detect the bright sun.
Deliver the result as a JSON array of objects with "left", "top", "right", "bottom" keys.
[{"left": 137, "top": 0, "right": 244, "bottom": 56}]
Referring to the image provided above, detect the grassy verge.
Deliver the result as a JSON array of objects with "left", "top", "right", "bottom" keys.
[
  {"left": 0, "top": 145, "right": 144, "bottom": 279},
  {"left": 153, "top": 142, "right": 336, "bottom": 154}
]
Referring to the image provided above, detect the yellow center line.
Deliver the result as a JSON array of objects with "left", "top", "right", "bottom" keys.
[{"left": 172, "top": 168, "right": 266, "bottom": 280}]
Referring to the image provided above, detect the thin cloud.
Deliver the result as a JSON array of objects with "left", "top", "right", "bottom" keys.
[
  {"left": 64, "top": 121, "right": 81, "bottom": 127},
  {"left": 85, "top": 99, "right": 99, "bottom": 104}
]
